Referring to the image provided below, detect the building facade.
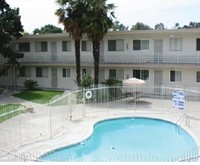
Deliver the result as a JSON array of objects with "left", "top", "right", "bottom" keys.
[{"left": 1, "top": 29, "right": 200, "bottom": 91}]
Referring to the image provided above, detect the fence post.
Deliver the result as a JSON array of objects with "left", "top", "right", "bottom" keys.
[
  {"left": 19, "top": 113, "right": 22, "bottom": 146},
  {"left": 69, "top": 92, "right": 72, "bottom": 120},
  {"left": 49, "top": 101, "right": 52, "bottom": 139},
  {"left": 161, "top": 84, "right": 164, "bottom": 114},
  {"left": 83, "top": 88, "right": 86, "bottom": 118}
]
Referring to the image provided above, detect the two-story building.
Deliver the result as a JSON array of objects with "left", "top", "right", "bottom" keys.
[{"left": 1, "top": 29, "right": 200, "bottom": 91}]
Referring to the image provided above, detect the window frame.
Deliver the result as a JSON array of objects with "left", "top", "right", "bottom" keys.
[
  {"left": 36, "top": 67, "right": 48, "bottom": 78},
  {"left": 170, "top": 38, "right": 182, "bottom": 51},
  {"left": 196, "top": 71, "right": 200, "bottom": 82},
  {"left": 19, "top": 67, "right": 31, "bottom": 77},
  {"left": 133, "top": 69, "right": 149, "bottom": 80},
  {"left": 133, "top": 39, "right": 149, "bottom": 51},
  {"left": 62, "top": 41, "right": 71, "bottom": 52},
  {"left": 196, "top": 38, "right": 200, "bottom": 51},
  {"left": 19, "top": 42, "right": 30, "bottom": 52},
  {"left": 109, "top": 69, "right": 124, "bottom": 80},
  {"left": 35, "top": 41, "right": 48, "bottom": 52},
  {"left": 170, "top": 70, "right": 182, "bottom": 82},
  {"left": 82, "top": 68, "right": 91, "bottom": 76},
  {"left": 81, "top": 40, "right": 91, "bottom": 52},
  {"left": 108, "top": 39, "right": 124, "bottom": 51},
  {"left": 62, "top": 68, "right": 70, "bottom": 78}
]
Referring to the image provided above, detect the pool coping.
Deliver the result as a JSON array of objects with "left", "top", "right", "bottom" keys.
[{"left": 16, "top": 110, "right": 200, "bottom": 162}]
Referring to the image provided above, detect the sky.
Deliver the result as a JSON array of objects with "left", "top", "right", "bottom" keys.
[{"left": 6, "top": 0, "right": 200, "bottom": 33}]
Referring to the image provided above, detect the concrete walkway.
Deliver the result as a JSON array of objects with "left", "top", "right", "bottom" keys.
[{"left": 0, "top": 91, "right": 44, "bottom": 107}]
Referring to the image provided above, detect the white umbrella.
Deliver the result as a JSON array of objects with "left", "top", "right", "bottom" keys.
[
  {"left": 123, "top": 77, "right": 145, "bottom": 86},
  {"left": 122, "top": 77, "right": 145, "bottom": 99}
]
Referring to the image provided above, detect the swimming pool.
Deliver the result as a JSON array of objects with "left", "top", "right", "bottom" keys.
[{"left": 41, "top": 117, "right": 198, "bottom": 162}]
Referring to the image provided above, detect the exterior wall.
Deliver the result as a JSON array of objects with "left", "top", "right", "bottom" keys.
[
  {"left": 1, "top": 30, "right": 200, "bottom": 90},
  {"left": 57, "top": 67, "right": 77, "bottom": 89}
]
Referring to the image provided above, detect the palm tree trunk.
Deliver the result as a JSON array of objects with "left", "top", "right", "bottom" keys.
[
  {"left": 75, "top": 40, "right": 81, "bottom": 86},
  {"left": 93, "top": 40, "right": 100, "bottom": 85}
]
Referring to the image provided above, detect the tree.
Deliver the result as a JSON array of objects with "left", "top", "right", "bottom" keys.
[
  {"left": 181, "top": 22, "right": 200, "bottom": 29},
  {"left": 174, "top": 23, "right": 180, "bottom": 29},
  {"left": 155, "top": 23, "right": 165, "bottom": 30},
  {"left": 56, "top": 0, "right": 86, "bottom": 86},
  {"left": 131, "top": 22, "right": 152, "bottom": 30},
  {"left": 111, "top": 21, "right": 129, "bottom": 31},
  {"left": 33, "top": 24, "right": 63, "bottom": 34},
  {"left": 0, "top": 0, "right": 24, "bottom": 75},
  {"left": 84, "top": 0, "right": 115, "bottom": 85}
]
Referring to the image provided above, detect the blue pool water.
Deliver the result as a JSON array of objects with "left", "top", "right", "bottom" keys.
[{"left": 41, "top": 117, "right": 198, "bottom": 162}]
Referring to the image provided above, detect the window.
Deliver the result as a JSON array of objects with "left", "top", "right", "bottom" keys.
[
  {"left": 109, "top": 69, "right": 116, "bottom": 78},
  {"left": 196, "top": 71, "right": 200, "bottom": 82},
  {"left": 133, "top": 70, "right": 149, "bottom": 80},
  {"left": 82, "top": 68, "right": 91, "bottom": 76},
  {"left": 62, "top": 41, "right": 71, "bottom": 52},
  {"left": 19, "top": 42, "right": 30, "bottom": 52},
  {"left": 36, "top": 67, "right": 48, "bottom": 78},
  {"left": 82, "top": 41, "right": 91, "bottom": 51},
  {"left": 133, "top": 40, "right": 149, "bottom": 50},
  {"left": 62, "top": 68, "right": 70, "bottom": 78},
  {"left": 109, "top": 69, "right": 124, "bottom": 80},
  {"left": 170, "top": 38, "right": 182, "bottom": 51},
  {"left": 108, "top": 39, "right": 124, "bottom": 51},
  {"left": 170, "top": 70, "right": 181, "bottom": 82},
  {"left": 19, "top": 67, "right": 31, "bottom": 77},
  {"left": 141, "top": 40, "right": 149, "bottom": 50},
  {"left": 35, "top": 42, "right": 48, "bottom": 52},
  {"left": 196, "top": 39, "right": 200, "bottom": 51}
]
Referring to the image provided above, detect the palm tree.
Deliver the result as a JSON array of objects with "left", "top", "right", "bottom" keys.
[
  {"left": 55, "top": 0, "right": 86, "bottom": 86},
  {"left": 84, "top": 0, "right": 115, "bottom": 85}
]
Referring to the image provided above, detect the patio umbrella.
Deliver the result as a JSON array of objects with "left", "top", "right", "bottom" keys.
[
  {"left": 123, "top": 77, "right": 145, "bottom": 86},
  {"left": 122, "top": 77, "right": 145, "bottom": 99}
]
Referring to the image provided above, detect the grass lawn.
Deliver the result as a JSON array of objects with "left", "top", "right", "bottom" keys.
[
  {"left": 12, "top": 90, "right": 64, "bottom": 104},
  {"left": 0, "top": 104, "right": 25, "bottom": 123}
]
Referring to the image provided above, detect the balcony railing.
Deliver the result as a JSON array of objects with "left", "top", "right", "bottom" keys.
[
  {"left": 18, "top": 52, "right": 200, "bottom": 65},
  {"left": 103, "top": 53, "right": 200, "bottom": 64}
]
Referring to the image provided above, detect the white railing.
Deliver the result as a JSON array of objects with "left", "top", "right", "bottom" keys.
[
  {"left": 104, "top": 53, "right": 200, "bottom": 64},
  {"left": 18, "top": 52, "right": 200, "bottom": 64},
  {"left": 0, "top": 86, "right": 200, "bottom": 161}
]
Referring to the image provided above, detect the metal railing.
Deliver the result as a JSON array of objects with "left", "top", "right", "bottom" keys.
[
  {"left": 17, "top": 52, "right": 200, "bottom": 65},
  {"left": 0, "top": 85, "right": 200, "bottom": 161}
]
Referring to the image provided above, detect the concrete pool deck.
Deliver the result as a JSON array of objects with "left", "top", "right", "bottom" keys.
[{"left": 0, "top": 92, "right": 200, "bottom": 161}]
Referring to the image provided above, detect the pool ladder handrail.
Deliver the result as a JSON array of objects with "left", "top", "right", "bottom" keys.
[{"left": 176, "top": 114, "right": 186, "bottom": 131}]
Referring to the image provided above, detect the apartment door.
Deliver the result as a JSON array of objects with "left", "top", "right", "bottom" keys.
[
  {"left": 154, "top": 70, "right": 163, "bottom": 94},
  {"left": 51, "top": 68, "right": 57, "bottom": 88},
  {"left": 51, "top": 42, "right": 57, "bottom": 61},
  {"left": 154, "top": 40, "right": 163, "bottom": 63}
]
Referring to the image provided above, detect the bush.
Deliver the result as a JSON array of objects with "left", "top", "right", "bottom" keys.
[
  {"left": 80, "top": 74, "right": 94, "bottom": 89},
  {"left": 24, "top": 79, "right": 38, "bottom": 90},
  {"left": 102, "top": 78, "right": 122, "bottom": 86}
]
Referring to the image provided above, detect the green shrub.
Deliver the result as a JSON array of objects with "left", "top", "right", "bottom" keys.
[
  {"left": 80, "top": 74, "right": 94, "bottom": 89},
  {"left": 102, "top": 78, "right": 122, "bottom": 86},
  {"left": 24, "top": 79, "right": 38, "bottom": 90}
]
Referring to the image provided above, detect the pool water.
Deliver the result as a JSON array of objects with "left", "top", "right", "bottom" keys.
[{"left": 41, "top": 117, "right": 198, "bottom": 162}]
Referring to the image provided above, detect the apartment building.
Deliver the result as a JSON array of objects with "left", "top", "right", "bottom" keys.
[{"left": 1, "top": 29, "right": 200, "bottom": 91}]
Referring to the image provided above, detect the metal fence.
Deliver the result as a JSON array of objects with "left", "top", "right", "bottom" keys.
[{"left": 0, "top": 85, "right": 200, "bottom": 162}]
